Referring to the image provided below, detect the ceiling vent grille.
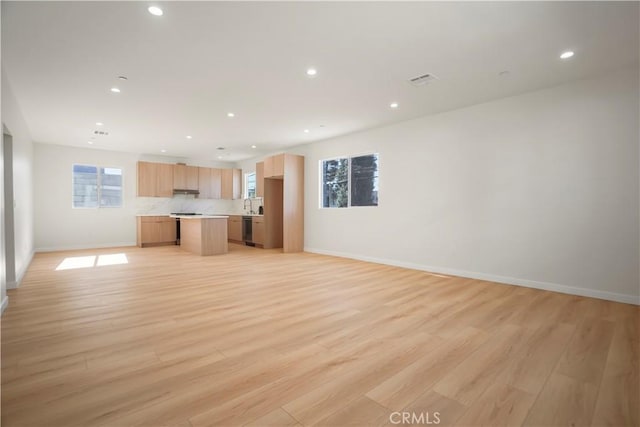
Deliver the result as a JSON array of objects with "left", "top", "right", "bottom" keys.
[
  {"left": 408, "top": 73, "right": 437, "bottom": 87},
  {"left": 94, "top": 130, "right": 109, "bottom": 136}
]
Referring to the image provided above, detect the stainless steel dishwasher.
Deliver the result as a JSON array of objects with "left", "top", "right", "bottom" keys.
[{"left": 242, "top": 216, "right": 254, "bottom": 245}]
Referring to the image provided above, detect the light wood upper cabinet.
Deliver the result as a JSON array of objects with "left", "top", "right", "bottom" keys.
[
  {"left": 137, "top": 162, "right": 174, "bottom": 197},
  {"left": 233, "top": 169, "right": 242, "bottom": 199},
  {"left": 156, "top": 163, "right": 174, "bottom": 197},
  {"left": 198, "top": 167, "right": 222, "bottom": 199},
  {"left": 221, "top": 168, "right": 243, "bottom": 200},
  {"left": 186, "top": 166, "right": 199, "bottom": 190},
  {"left": 256, "top": 162, "right": 264, "bottom": 198},
  {"left": 137, "top": 162, "right": 157, "bottom": 197},
  {"left": 198, "top": 167, "right": 212, "bottom": 199},
  {"left": 210, "top": 168, "right": 222, "bottom": 199},
  {"left": 138, "top": 161, "right": 237, "bottom": 199},
  {"left": 174, "top": 165, "right": 199, "bottom": 190},
  {"left": 264, "top": 154, "right": 284, "bottom": 178},
  {"left": 221, "top": 169, "right": 233, "bottom": 200}
]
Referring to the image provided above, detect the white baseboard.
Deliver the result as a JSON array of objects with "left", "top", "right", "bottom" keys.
[
  {"left": 304, "top": 247, "right": 640, "bottom": 306},
  {"left": 7, "top": 250, "right": 35, "bottom": 289},
  {"left": 1, "top": 295, "right": 8, "bottom": 315},
  {"left": 35, "top": 242, "right": 137, "bottom": 253}
]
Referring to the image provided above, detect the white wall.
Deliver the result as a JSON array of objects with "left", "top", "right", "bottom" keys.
[
  {"left": 34, "top": 144, "right": 139, "bottom": 251},
  {"left": 33, "top": 144, "right": 242, "bottom": 251},
  {"left": 2, "top": 69, "right": 35, "bottom": 294},
  {"left": 29, "top": 66, "right": 640, "bottom": 304},
  {"left": 0, "top": 127, "right": 5, "bottom": 313},
  {"left": 243, "top": 66, "right": 640, "bottom": 304}
]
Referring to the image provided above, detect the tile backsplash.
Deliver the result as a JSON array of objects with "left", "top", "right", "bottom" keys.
[{"left": 136, "top": 195, "right": 263, "bottom": 215}]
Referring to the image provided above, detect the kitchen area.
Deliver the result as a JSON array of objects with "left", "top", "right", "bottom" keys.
[{"left": 135, "top": 153, "right": 304, "bottom": 256}]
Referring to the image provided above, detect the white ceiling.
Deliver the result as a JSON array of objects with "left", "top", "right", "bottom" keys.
[{"left": 2, "top": 1, "right": 638, "bottom": 162}]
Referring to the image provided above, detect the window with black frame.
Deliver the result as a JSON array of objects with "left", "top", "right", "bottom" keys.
[{"left": 321, "top": 154, "right": 378, "bottom": 208}]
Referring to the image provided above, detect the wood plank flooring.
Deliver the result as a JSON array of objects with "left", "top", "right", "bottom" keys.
[{"left": 1, "top": 244, "right": 638, "bottom": 426}]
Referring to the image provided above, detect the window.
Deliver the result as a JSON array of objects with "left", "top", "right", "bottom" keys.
[
  {"left": 72, "top": 164, "right": 123, "bottom": 208},
  {"left": 321, "top": 153, "right": 378, "bottom": 208},
  {"left": 245, "top": 172, "right": 256, "bottom": 198},
  {"left": 350, "top": 154, "right": 379, "bottom": 206}
]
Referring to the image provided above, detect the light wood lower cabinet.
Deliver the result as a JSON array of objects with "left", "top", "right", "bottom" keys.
[
  {"left": 180, "top": 218, "right": 228, "bottom": 256},
  {"left": 137, "top": 216, "right": 177, "bottom": 247},
  {"left": 252, "top": 216, "right": 264, "bottom": 245},
  {"left": 227, "top": 215, "right": 243, "bottom": 243}
]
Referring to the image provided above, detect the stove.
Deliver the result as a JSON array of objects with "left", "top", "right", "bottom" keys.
[{"left": 170, "top": 212, "right": 202, "bottom": 215}]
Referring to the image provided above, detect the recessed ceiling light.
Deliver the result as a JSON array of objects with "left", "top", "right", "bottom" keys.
[
  {"left": 96, "top": 122, "right": 103, "bottom": 126},
  {"left": 148, "top": 6, "right": 163, "bottom": 16},
  {"left": 390, "top": 102, "right": 399, "bottom": 109},
  {"left": 560, "top": 51, "right": 574, "bottom": 59},
  {"left": 304, "top": 129, "right": 310, "bottom": 133},
  {"left": 87, "top": 141, "right": 94, "bottom": 145},
  {"left": 227, "top": 112, "right": 235, "bottom": 118},
  {"left": 186, "top": 135, "right": 192, "bottom": 139},
  {"left": 306, "top": 68, "right": 317, "bottom": 77},
  {"left": 161, "top": 149, "right": 166, "bottom": 153},
  {"left": 110, "top": 87, "right": 121, "bottom": 93},
  {"left": 217, "top": 156, "right": 223, "bottom": 159},
  {"left": 251, "top": 145, "right": 257, "bottom": 149},
  {"left": 118, "top": 76, "right": 128, "bottom": 81},
  {"left": 499, "top": 70, "right": 510, "bottom": 77}
]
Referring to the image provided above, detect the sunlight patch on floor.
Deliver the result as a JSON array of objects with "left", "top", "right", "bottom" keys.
[
  {"left": 55, "top": 253, "right": 128, "bottom": 271},
  {"left": 96, "top": 253, "right": 129, "bottom": 266}
]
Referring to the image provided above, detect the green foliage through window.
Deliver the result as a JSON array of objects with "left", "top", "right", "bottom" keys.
[{"left": 321, "top": 154, "right": 378, "bottom": 208}]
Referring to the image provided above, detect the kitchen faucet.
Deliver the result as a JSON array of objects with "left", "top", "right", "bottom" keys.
[{"left": 243, "top": 198, "right": 252, "bottom": 214}]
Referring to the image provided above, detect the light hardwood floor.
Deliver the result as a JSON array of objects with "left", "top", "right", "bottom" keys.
[{"left": 1, "top": 244, "right": 638, "bottom": 426}]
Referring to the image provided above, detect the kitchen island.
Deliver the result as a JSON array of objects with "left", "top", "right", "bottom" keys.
[{"left": 171, "top": 215, "right": 229, "bottom": 256}]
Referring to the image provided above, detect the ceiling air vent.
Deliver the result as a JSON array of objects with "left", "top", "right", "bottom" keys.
[
  {"left": 94, "top": 130, "right": 109, "bottom": 136},
  {"left": 408, "top": 73, "right": 438, "bottom": 87}
]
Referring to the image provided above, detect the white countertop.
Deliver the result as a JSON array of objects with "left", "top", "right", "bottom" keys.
[
  {"left": 136, "top": 213, "right": 263, "bottom": 217},
  {"left": 136, "top": 213, "right": 264, "bottom": 218},
  {"left": 169, "top": 215, "right": 229, "bottom": 219}
]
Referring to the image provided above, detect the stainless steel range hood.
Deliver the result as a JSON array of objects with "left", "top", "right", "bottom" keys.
[{"left": 173, "top": 189, "right": 200, "bottom": 196}]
